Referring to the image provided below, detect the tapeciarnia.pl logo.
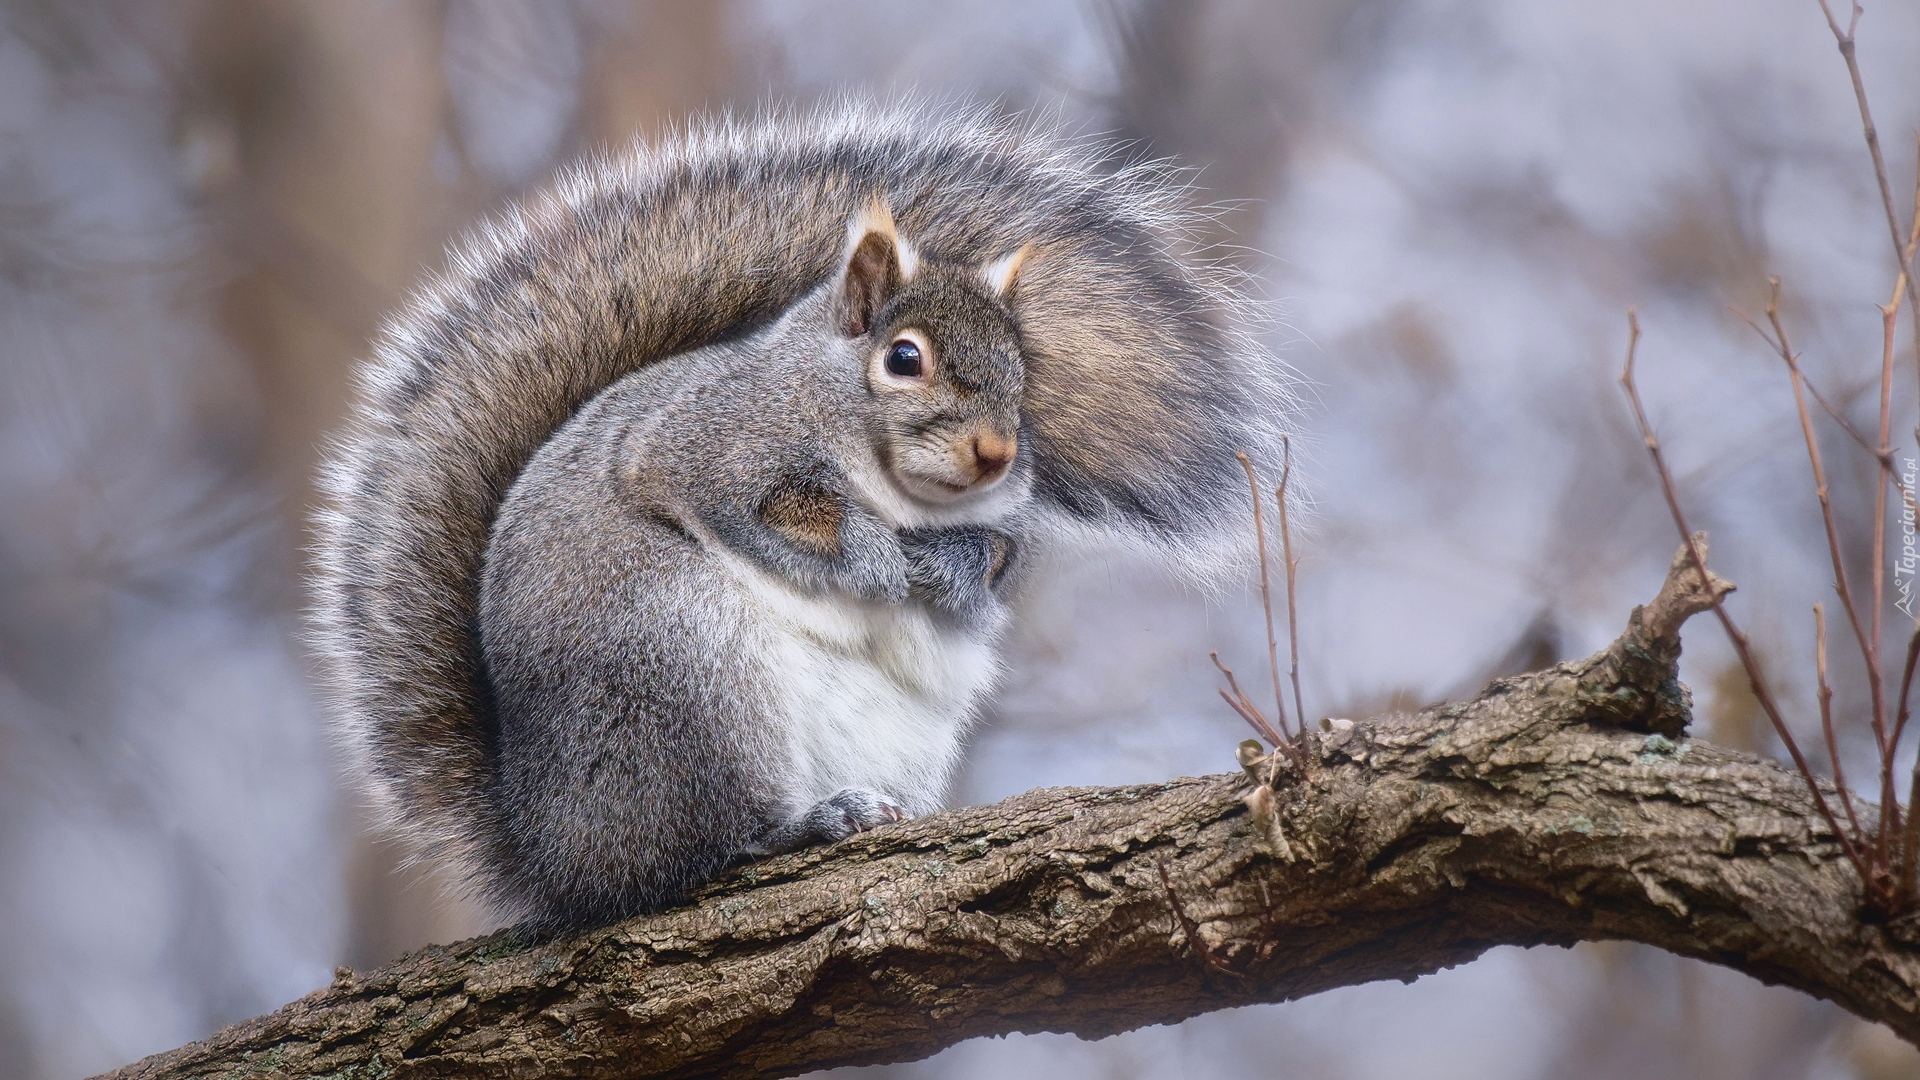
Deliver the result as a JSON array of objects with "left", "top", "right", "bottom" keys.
[{"left": 1898, "top": 457, "right": 1918, "bottom": 620}]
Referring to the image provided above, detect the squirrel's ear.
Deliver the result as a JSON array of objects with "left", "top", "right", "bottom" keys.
[
  {"left": 980, "top": 243, "right": 1033, "bottom": 299},
  {"left": 837, "top": 197, "right": 917, "bottom": 337}
]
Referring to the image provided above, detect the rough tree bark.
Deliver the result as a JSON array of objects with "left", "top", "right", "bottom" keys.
[{"left": 99, "top": 542, "right": 1920, "bottom": 1079}]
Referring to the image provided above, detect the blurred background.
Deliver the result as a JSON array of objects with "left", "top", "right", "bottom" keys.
[{"left": 2, "top": 0, "right": 1918, "bottom": 1077}]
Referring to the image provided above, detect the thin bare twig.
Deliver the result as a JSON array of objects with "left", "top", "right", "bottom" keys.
[
  {"left": 1873, "top": 273, "right": 1902, "bottom": 727},
  {"left": 1237, "top": 451, "right": 1292, "bottom": 740},
  {"left": 1894, "top": 627, "right": 1920, "bottom": 900},
  {"left": 1736, "top": 305, "right": 1916, "bottom": 505},
  {"left": 1617, "top": 310, "right": 1868, "bottom": 886},
  {"left": 1737, "top": 284, "right": 1915, "bottom": 869},
  {"left": 1157, "top": 861, "right": 1243, "bottom": 979},
  {"left": 1873, "top": 278, "right": 1908, "bottom": 863},
  {"left": 1760, "top": 284, "right": 1899, "bottom": 889},
  {"left": 1807, "top": 366, "right": 1911, "bottom": 501},
  {"left": 1818, "top": 0, "right": 1920, "bottom": 354},
  {"left": 1815, "top": 605, "right": 1867, "bottom": 845},
  {"left": 1216, "top": 687, "right": 1272, "bottom": 742},
  {"left": 1212, "top": 652, "right": 1285, "bottom": 748},
  {"left": 1907, "top": 135, "right": 1920, "bottom": 389},
  {"left": 1890, "top": 628, "right": 1920, "bottom": 756},
  {"left": 1761, "top": 282, "right": 1889, "bottom": 759},
  {"left": 1275, "top": 437, "right": 1307, "bottom": 733}
]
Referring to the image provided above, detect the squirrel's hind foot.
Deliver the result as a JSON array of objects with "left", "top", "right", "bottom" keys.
[{"left": 748, "top": 788, "right": 906, "bottom": 855}]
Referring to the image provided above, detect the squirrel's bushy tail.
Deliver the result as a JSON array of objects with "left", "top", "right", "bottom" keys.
[{"left": 311, "top": 100, "right": 1288, "bottom": 910}]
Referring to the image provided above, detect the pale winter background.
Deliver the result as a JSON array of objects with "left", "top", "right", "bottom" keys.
[{"left": 2, "top": 1, "right": 1917, "bottom": 1077}]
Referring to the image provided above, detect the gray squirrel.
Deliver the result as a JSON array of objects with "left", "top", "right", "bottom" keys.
[{"left": 313, "top": 102, "right": 1287, "bottom": 931}]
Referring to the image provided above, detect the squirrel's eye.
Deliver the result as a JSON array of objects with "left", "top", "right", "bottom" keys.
[{"left": 885, "top": 340, "right": 924, "bottom": 378}]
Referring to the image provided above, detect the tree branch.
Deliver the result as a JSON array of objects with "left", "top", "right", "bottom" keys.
[{"left": 100, "top": 545, "right": 1920, "bottom": 1079}]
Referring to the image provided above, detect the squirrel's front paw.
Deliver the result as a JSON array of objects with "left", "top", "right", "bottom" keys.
[{"left": 900, "top": 525, "right": 1016, "bottom": 622}]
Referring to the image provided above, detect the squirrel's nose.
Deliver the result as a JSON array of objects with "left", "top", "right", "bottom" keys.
[{"left": 968, "top": 431, "right": 1018, "bottom": 482}]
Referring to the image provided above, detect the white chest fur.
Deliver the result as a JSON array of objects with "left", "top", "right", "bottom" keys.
[{"left": 730, "top": 558, "right": 1003, "bottom": 817}]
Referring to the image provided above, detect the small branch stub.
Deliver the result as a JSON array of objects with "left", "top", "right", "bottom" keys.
[{"left": 1641, "top": 533, "right": 1736, "bottom": 647}]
